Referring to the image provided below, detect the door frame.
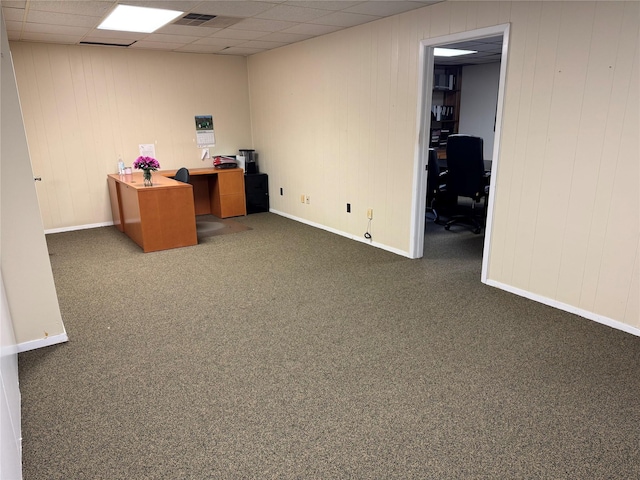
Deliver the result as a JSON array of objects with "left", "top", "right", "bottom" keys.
[{"left": 410, "top": 23, "right": 510, "bottom": 283}]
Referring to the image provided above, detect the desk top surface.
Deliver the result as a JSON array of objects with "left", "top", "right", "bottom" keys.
[
  {"left": 109, "top": 167, "right": 243, "bottom": 189},
  {"left": 108, "top": 172, "right": 190, "bottom": 190}
]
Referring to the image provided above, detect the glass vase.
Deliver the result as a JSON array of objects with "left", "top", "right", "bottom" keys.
[{"left": 143, "top": 169, "right": 153, "bottom": 186}]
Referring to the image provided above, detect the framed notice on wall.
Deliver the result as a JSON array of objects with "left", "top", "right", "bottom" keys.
[{"left": 195, "top": 115, "right": 215, "bottom": 147}]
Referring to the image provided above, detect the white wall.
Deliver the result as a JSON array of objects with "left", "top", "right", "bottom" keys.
[
  {"left": 1, "top": 275, "right": 22, "bottom": 480},
  {"left": 459, "top": 62, "right": 501, "bottom": 159},
  {"left": 247, "top": 1, "right": 639, "bottom": 332},
  {"left": 1, "top": 13, "right": 66, "bottom": 349},
  {"left": 0, "top": 14, "right": 23, "bottom": 480}
]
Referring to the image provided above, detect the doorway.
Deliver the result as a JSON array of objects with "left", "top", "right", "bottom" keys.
[{"left": 410, "top": 24, "right": 510, "bottom": 284}]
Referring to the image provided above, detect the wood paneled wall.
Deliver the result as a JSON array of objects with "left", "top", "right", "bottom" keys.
[
  {"left": 247, "top": 1, "right": 639, "bottom": 330},
  {"left": 8, "top": 2, "right": 638, "bottom": 331},
  {"left": 10, "top": 43, "right": 252, "bottom": 230}
]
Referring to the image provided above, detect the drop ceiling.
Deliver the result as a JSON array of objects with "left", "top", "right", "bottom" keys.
[
  {"left": 2, "top": 0, "right": 443, "bottom": 56},
  {"left": 434, "top": 36, "right": 503, "bottom": 66}
]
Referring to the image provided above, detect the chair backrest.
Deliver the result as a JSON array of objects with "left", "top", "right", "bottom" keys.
[
  {"left": 174, "top": 167, "right": 190, "bottom": 183},
  {"left": 445, "top": 134, "right": 486, "bottom": 200}
]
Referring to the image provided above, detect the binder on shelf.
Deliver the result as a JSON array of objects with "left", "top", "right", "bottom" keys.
[
  {"left": 433, "top": 73, "right": 456, "bottom": 90},
  {"left": 431, "top": 129, "right": 441, "bottom": 146}
]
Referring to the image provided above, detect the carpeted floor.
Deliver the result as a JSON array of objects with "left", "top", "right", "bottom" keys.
[
  {"left": 18, "top": 213, "right": 640, "bottom": 479},
  {"left": 196, "top": 214, "right": 252, "bottom": 239}
]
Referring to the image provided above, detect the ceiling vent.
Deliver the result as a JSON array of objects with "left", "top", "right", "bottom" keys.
[
  {"left": 173, "top": 14, "right": 241, "bottom": 29},
  {"left": 174, "top": 13, "right": 217, "bottom": 26}
]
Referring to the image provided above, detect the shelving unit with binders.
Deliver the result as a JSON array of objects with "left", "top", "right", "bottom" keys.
[{"left": 430, "top": 65, "right": 462, "bottom": 157}]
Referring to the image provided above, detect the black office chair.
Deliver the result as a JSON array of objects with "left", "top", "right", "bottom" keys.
[
  {"left": 174, "top": 167, "right": 190, "bottom": 183},
  {"left": 426, "top": 148, "right": 448, "bottom": 224},
  {"left": 443, "top": 134, "right": 489, "bottom": 234}
]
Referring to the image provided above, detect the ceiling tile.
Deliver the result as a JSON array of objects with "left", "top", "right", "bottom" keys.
[
  {"left": 125, "top": 1, "right": 200, "bottom": 12},
  {"left": 199, "top": 16, "right": 243, "bottom": 29},
  {"left": 22, "top": 22, "right": 90, "bottom": 36},
  {"left": 85, "top": 30, "right": 145, "bottom": 41},
  {"left": 343, "top": 1, "right": 425, "bottom": 17},
  {"left": 20, "top": 31, "right": 83, "bottom": 44},
  {"left": 310, "top": 11, "right": 379, "bottom": 28},
  {"left": 284, "top": 1, "right": 362, "bottom": 11},
  {"left": 129, "top": 40, "right": 185, "bottom": 50},
  {"left": 239, "top": 39, "right": 288, "bottom": 49},
  {"left": 26, "top": 10, "right": 99, "bottom": 28},
  {"left": 231, "top": 18, "right": 297, "bottom": 33},
  {"left": 280, "top": 23, "right": 343, "bottom": 36},
  {"left": 254, "top": 4, "right": 331, "bottom": 23},
  {"left": 188, "top": 1, "right": 273, "bottom": 17},
  {"left": 210, "top": 29, "right": 266, "bottom": 41},
  {"left": 1, "top": 1, "right": 27, "bottom": 8},
  {"left": 193, "top": 37, "right": 244, "bottom": 48},
  {"left": 257, "top": 31, "right": 312, "bottom": 43},
  {"left": 142, "top": 33, "right": 201, "bottom": 44},
  {"left": 28, "top": 1, "right": 113, "bottom": 17},
  {"left": 2, "top": 7, "right": 26, "bottom": 22},
  {"left": 4, "top": 20, "right": 23, "bottom": 32},
  {"left": 156, "top": 24, "right": 221, "bottom": 37},
  {"left": 1, "top": 0, "right": 447, "bottom": 56},
  {"left": 175, "top": 44, "right": 227, "bottom": 53},
  {"left": 218, "top": 46, "right": 265, "bottom": 55}
]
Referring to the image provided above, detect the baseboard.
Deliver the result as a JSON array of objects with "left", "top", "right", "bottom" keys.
[
  {"left": 45, "top": 221, "right": 113, "bottom": 234},
  {"left": 269, "top": 209, "right": 410, "bottom": 258},
  {"left": 485, "top": 279, "right": 640, "bottom": 338},
  {"left": 17, "top": 332, "right": 69, "bottom": 353}
]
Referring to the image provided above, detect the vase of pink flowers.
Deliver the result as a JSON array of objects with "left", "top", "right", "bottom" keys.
[{"left": 133, "top": 156, "right": 160, "bottom": 186}]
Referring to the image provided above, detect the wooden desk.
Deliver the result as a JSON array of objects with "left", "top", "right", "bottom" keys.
[
  {"left": 107, "top": 172, "right": 197, "bottom": 253},
  {"left": 159, "top": 167, "right": 246, "bottom": 218},
  {"left": 107, "top": 168, "right": 246, "bottom": 253}
]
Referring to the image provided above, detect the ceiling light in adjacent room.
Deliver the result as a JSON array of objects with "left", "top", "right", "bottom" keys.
[
  {"left": 98, "top": 5, "right": 183, "bottom": 34},
  {"left": 434, "top": 47, "right": 477, "bottom": 57}
]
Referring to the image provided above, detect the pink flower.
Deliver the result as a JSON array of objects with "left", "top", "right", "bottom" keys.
[{"left": 133, "top": 156, "right": 160, "bottom": 170}]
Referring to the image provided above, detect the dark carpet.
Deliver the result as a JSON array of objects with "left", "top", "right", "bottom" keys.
[
  {"left": 18, "top": 213, "right": 640, "bottom": 479},
  {"left": 196, "top": 214, "right": 252, "bottom": 239}
]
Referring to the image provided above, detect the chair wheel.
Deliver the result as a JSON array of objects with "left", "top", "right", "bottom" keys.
[
  {"left": 445, "top": 225, "right": 451, "bottom": 230},
  {"left": 473, "top": 228, "right": 481, "bottom": 234}
]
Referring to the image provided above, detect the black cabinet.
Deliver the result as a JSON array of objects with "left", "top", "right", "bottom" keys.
[{"left": 245, "top": 173, "right": 269, "bottom": 214}]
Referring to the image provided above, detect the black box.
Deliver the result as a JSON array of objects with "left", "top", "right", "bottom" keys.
[{"left": 245, "top": 173, "right": 269, "bottom": 214}]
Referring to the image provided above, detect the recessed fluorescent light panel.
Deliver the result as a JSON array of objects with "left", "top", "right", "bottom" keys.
[
  {"left": 434, "top": 47, "right": 477, "bottom": 57},
  {"left": 98, "top": 5, "right": 183, "bottom": 34}
]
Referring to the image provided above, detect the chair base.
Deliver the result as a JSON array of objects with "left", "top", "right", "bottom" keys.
[
  {"left": 444, "top": 215, "right": 482, "bottom": 234},
  {"left": 443, "top": 196, "right": 487, "bottom": 234},
  {"left": 426, "top": 208, "right": 446, "bottom": 226}
]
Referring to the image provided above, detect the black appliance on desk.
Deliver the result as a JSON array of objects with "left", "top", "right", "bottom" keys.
[
  {"left": 240, "top": 149, "right": 269, "bottom": 213},
  {"left": 239, "top": 149, "right": 258, "bottom": 174}
]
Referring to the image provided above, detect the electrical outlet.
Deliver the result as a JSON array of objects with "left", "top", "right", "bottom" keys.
[
  {"left": 300, "top": 194, "right": 305, "bottom": 203},
  {"left": 367, "top": 208, "right": 373, "bottom": 220},
  {"left": 305, "top": 195, "right": 310, "bottom": 204},
  {"left": 280, "top": 187, "right": 283, "bottom": 196},
  {"left": 347, "top": 203, "right": 351, "bottom": 213}
]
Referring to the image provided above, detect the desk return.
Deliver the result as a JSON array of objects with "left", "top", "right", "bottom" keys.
[{"left": 107, "top": 168, "right": 246, "bottom": 252}]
